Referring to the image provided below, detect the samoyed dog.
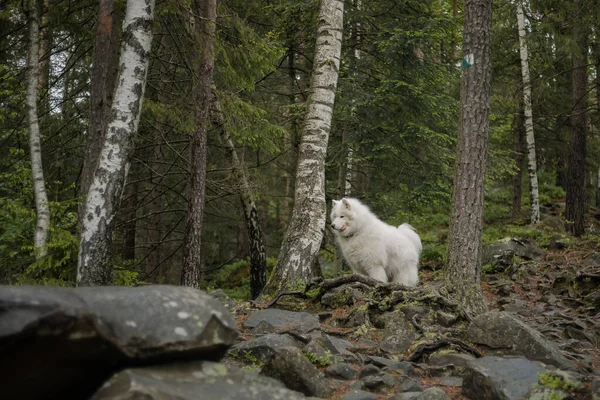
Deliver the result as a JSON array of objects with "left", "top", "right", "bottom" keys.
[{"left": 330, "top": 198, "right": 422, "bottom": 287}]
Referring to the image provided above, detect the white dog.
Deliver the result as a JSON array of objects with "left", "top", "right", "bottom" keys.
[{"left": 330, "top": 198, "right": 421, "bottom": 287}]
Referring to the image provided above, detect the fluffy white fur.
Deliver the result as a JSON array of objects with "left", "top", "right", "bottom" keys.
[{"left": 330, "top": 198, "right": 422, "bottom": 287}]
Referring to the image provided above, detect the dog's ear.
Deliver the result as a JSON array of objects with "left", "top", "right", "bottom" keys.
[
  {"left": 342, "top": 198, "right": 351, "bottom": 210},
  {"left": 332, "top": 199, "right": 339, "bottom": 206}
]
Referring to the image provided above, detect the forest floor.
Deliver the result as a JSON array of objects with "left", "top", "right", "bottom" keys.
[{"left": 231, "top": 229, "right": 600, "bottom": 400}]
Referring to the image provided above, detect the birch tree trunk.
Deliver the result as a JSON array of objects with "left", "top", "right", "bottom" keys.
[
  {"left": 77, "top": 0, "right": 155, "bottom": 286},
  {"left": 516, "top": 0, "right": 540, "bottom": 224},
  {"left": 444, "top": 0, "right": 492, "bottom": 317},
  {"left": 263, "top": 0, "right": 344, "bottom": 295},
  {"left": 213, "top": 94, "right": 268, "bottom": 299},
  {"left": 80, "top": 0, "right": 120, "bottom": 209},
  {"left": 180, "top": 0, "right": 217, "bottom": 288},
  {"left": 565, "top": 0, "right": 588, "bottom": 237},
  {"left": 26, "top": 0, "right": 50, "bottom": 260}
]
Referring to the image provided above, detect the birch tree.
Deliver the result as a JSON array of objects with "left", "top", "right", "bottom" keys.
[
  {"left": 516, "top": 0, "right": 540, "bottom": 224},
  {"left": 77, "top": 0, "right": 155, "bottom": 286},
  {"left": 26, "top": 0, "right": 50, "bottom": 260},
  {"left": 263, "top": 0, "right": 344, "bottom": 295},
  {"left": 444, "top": 0, "right": 492, "bottom": 316},
  {"left": 80, "top": 0, "right": 120, "bottom": 209},
  {"left": 213, "top": 93, "right": 267, "bottom": 299},
  {"left": 180, "top": 0, "right": 217, "bottom": 288}
]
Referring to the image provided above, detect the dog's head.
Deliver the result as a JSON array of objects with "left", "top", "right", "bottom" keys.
[{"left": 330, "top": 198, "right": 356, "bottom": 237}]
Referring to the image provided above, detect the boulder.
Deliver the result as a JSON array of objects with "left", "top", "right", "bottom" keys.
[
  {"left": 464, "top": 311, "right": 577, "bottom": 370},
  {"left": 228, "top": 334, "right": 301, "bottom": 363},
  {"left": 326, "top": 363, "right": 359, "bottom": 380},
  {"left": 91, "top": 360, "right": 311, "bottom": 400},
  {"left": 414, "top": 388, "right": 451, "bottom": 400},
  {"left": 482, "top": 238, "right": 545, "bottom": 268},
  {"left": 379, "top": 310, "right": 416, "bottom": 354},
  {"left": 0, "top": 285, "right": 237, "bottom": 400},
  {"left": 463, "top": 356, "right": 548, "bottom": 400},
  {"left": 261, "top": 346, "right": 334, "bottom": 397},
  {"left": 340, "top": 390, "right": 379, "bottom": 400},
  {"left": 244, "top": 309, "right": 320, "bottom": 333}
]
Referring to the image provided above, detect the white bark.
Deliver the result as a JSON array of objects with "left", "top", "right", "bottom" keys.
[
  {"left": 264, "top": 0, "right": 344, "bottom": 293},
  {"left": 516, "top": 0, "right": 540, "bottom": 224},
  {"left": 77, "top": 0, "right": 155, "bottom": 286},
  {"left": 26, "top": 0, "right": 50, "bottom": 260}
]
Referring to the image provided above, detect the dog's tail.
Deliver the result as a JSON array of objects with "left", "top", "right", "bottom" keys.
[{"left": 398, "top": 223, "right": 423, "bottom": 254}]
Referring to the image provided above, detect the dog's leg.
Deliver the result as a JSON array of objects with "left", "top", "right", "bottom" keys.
[{"left": 367, "top": 266, "right": 388, "bottom": 283}]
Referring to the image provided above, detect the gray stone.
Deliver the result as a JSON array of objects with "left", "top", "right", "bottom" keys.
[
  {"left": 414, "top": 388, "right": 451, "bottom": 400},
  {"left": 427, "top": 353, "right": 475, "bottom": 368},
  {"left": 465, "top": 311, "right": 577, "bottom": 370},
  {"left": 482, "top": 238, "right": 545, "bottom": 268},
  {"left": 463, "top": 356, "right": 549, "bottom": 400},
  {"left": 359, "top": 364, "right": 382, "bottom": 378},
  {"left": 0, "top": 285, "right": 237, "bottom": 400},
  {"left": 253, "top": 320, "right": 277, "bottom": 334},
  {"left": 340, "top": 390, "right": 378, "bottom": 400},
  {"left": 303, "top": 340, "right": 342, "bottom": 365},
  {"left": 396, "top": 377, "right": 423, "bottom": 393},
  {"left": 244, "top": 309, "right": 320, "bottom": 333},
  {"left": 320, "top": 333, "right": 357, "bottom": 357},
  {"left": 526, "top": 387, "right": 568, "bottom": 400},
  {"left": 261, "top": 346, "right": 334, "bottom": 397},
  {"left": 210, "top": 289, "right": 236, "bottom": 310},
  {"left": 592, "top": 376, "right": 600, "bottom": 400},
  {"left": 362, "top": 374, "right": 388, "bottom": 390},
  {"left": 390, "top": 393, "right": 423, "bottom": 400},
  {"left": 366, "top": 356, "right": 414, "bottom": 375},
  {"left": 90, "top": 360, "right": 310, "bottom": 400},
  {"left": 326, "top": 363, "right": 359, "bottom": 380},
  {"left": 379, "top": 310, "right": 416, "bottom": 354},
  {"left": 229, "top": 334, "right": 301, "bottom": 363},
  {"left": 439, "top": 377, "right": 462, "bottom": 387}
]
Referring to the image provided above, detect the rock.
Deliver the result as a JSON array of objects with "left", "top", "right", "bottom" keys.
[
  {"left": 435, "top": 310, "right": 457, "bottom": 327},
  {"left": 261, "top": 346, "right": 334, "bottom": 397},
  {"left": 439, "top": 377, "right": 462, "bottom": 387},
  {"left": 414, "top": 387, "right": 451, "bottom": 400},
  {"left": 427, "top": 353, "right": 475, "bottom": 368},
  {"left": 366, "top": 356, "right": 414, "bottom": 375},
  {"left": 243, "top": 309, "right": 320, "bottom": 333},
  {"left": 0, "top": 285, "right": 237, "bottom": 400},
  {"left": 321, "top": 283, "right": 371, "bottom": 308},
  {"left": 229, "top": 334, "right": 301, "bottom": 364},
  {"left": 390, "top": 393, "right": 423, "bottom": 400},
  {"left": 359, "top": 364, "right": 382, "bottom": 378},
  {"left": 253, "top": 320, "right": 278, "bottom": 334},
  {"left": 379, "top": 310, "right": 416, "bottom": 354},
  {"left": 592, "top": 376, "right": 600, "bottom": 400},
  {"left": 90, "top": 360, "right": 311, "bottom": 400},
  {"left": 210, "top": 289, "right": 236, "bottom": 310},
  {"left": 303, "top": 340, "right": 342, "bottom": 365},
  {"left": 362, "top": 374, "right": 388, "bottom": 390},
  {"left": 319, "top": 333, "right": 357, "bottom": 358},
  {"left": 465, "top": 311, "right": 577, "bottom": 370},
  {"left": 326, "top": 363, "right": 359, "bottom": 380},
  {"left": 541, "top": 216, "right": 566, "bottom": 233},
  {"left": 396, "top": 377, "right": 423, "bottom": 393},
  {"left": 526, "top": 387, "right": 569, "bottom": 399},
  {"left": 482, "top": 238, "right": 545, "bottom": 267},
  {"left": 340, "top": 390, "right": 379, "bottom": 400},
  {"left": 463, "top": 356, "right": 548, "bottom": 400},
  {"left": 339, "top": 307, "right": 370, "bottom": 328}
]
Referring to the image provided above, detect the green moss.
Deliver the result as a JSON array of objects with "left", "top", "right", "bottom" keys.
[
  {"left": 303, "top": 349, "right": 333, "bottom": 367},
  {"left": 537, "top": 371, "right": 580, "bottom": 391}
]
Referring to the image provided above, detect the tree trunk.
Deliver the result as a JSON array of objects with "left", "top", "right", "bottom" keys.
[
  {"left": 77, "top": 0, "right": 155, "bottom": 286},
  {"left": 512, "top": 106, "right": 524, "bottom": 218},
  {"left": 26, "top": 0, "right": 50, "bottom": 260},
  {"left": 263, "top": 0, "right": 344, "bottom": 295},
  {"left": 37, "top": 0, "right": 52, "bottom": 112},
  {"left": 565, "top": 0, "right": 587, "bottom": 237},
  {"left": 516, "top": 0, "right": 540, "bottom": 224},
  {"left": 80, "top": 0, "right": 120, "bottom": 209},
  {"left": 444, "top": 0, "right": 492, "bottom": 317},
  {"left": 180, "top": 0, "right": 217, "bottom": 288},
  {"left": 213, "top": 93, "right": 268, "bottom": 299}
]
